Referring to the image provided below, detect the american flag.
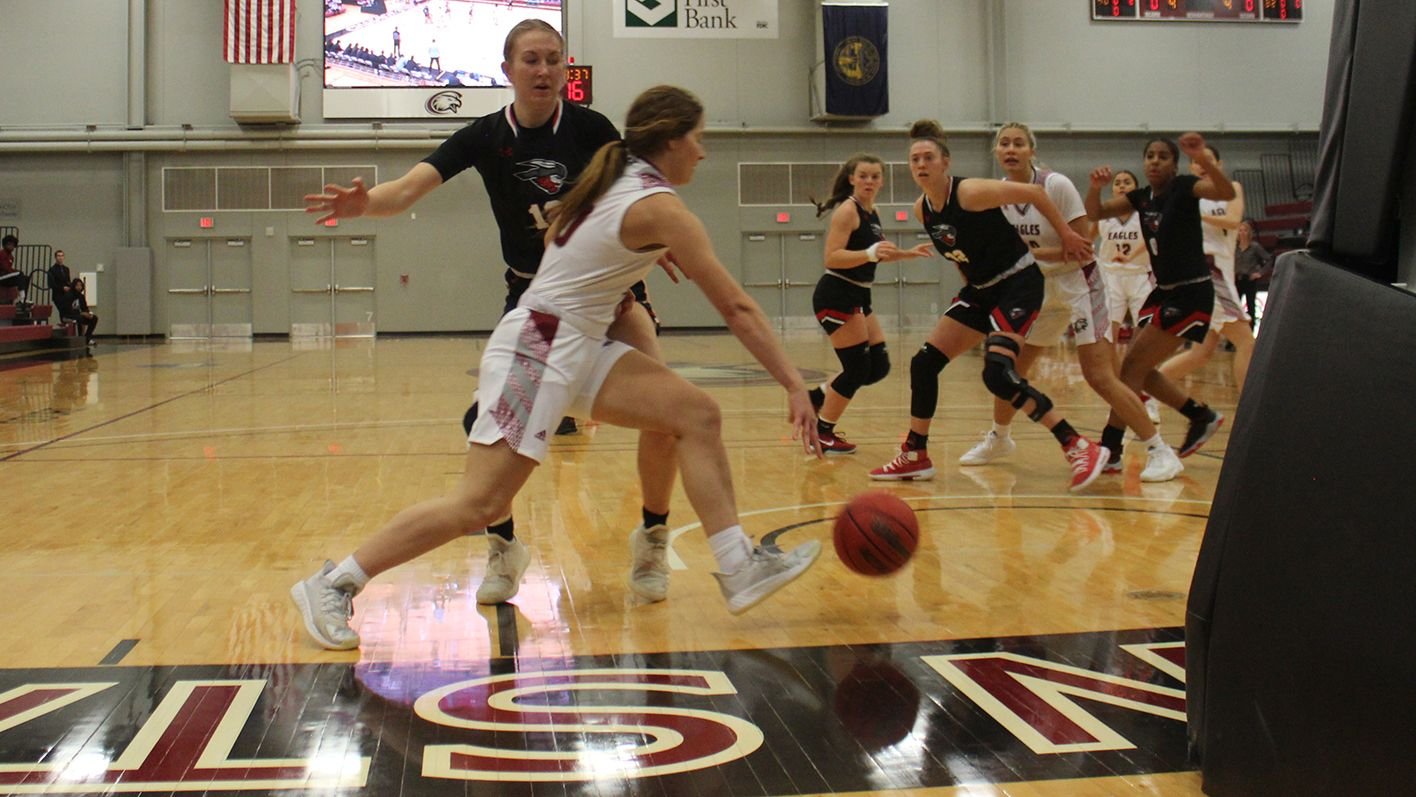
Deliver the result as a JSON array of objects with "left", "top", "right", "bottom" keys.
[{"left": 224, "top": 0, "right": 296, "bottom": 64}]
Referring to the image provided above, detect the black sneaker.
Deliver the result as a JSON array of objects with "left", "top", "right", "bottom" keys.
[
  {"left": 555, "top": 416, "right": 579, "bottom": 436},
  {"left": 1178, "top": 411, "right": 1224, "bottom": 458}
]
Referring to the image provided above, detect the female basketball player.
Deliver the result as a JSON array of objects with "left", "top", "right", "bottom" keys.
[
  {"left": 1156, "top": 145, "right": 1257, "bottom": 395},
  {"left": 1084, "top": 134, "right": 1233, "bottom": 464},
  {"left": 1097, "top": 170, "right": 1154, "bottom": 350},
  {"left": 869, "top": 120, "right": 1109, "bottom": 492},
  {"left": 293, "top": 86, "right": 823, "bottom": 650},
  {"left": 304, "top": 20, "right": 678, "bottom": 607},
  {"left": 956, "top": 123, "right": 1182, "bottom": 483},
  {"left": 806, "top": 154, "right": 932, "bottom": 454}
]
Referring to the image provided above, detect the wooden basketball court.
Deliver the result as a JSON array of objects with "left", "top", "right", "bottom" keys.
[{"left": 0, "top": 330, "right": 1240, "bottom": 795}]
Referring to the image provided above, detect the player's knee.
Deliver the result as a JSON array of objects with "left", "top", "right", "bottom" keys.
[
  {"left": 981, "top": 344, "right": 1053, "bottom": 422},
  {"left": 675, "top": 389, "right": 721, "bottom": 438},
  {"left": 910, "top": 343, "right": 949, "bottom": 385},
  {"left": 865, "top": 343, "right": 890, "bottom": 385},
  {"left": 829, "top": 342, "right": 871, "bottom": 399}
]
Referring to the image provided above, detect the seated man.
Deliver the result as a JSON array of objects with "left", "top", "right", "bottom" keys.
[{"left": 48, "top": 249, "right": 74, "bottom": 316}]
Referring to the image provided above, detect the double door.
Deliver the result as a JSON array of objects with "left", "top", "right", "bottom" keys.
[
  {"left": 741, "top": 231, "right": 963, "bottom": 331},
  {"left": 289, "top": 237, "right": 377, "bottom": 338},
  {"left": 167, "top": 238, "right": 253, "bottom": 339}
]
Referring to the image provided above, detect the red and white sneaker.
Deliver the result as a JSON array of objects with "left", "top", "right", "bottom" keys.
[
  {"left": 817, "top": 428, "right": 858, "bottom": 455},
  {"left": 1065, "top": 438, "right": 1108, "bottom": 493},
  {"left": 869, "top": 446, "right": 935, "bottom": 481}
]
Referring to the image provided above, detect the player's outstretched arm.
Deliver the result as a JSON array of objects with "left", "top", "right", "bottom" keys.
[{"left": 304, "top": 163, "right": 444, "bottom": 223}]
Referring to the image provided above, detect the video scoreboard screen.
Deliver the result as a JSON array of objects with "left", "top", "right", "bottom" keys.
[{"left": 1092, "top": 0, "right": 1301, "bottom": 22}]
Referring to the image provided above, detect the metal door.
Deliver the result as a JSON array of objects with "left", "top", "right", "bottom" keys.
[
  {"left": 209, "top": 238, "right": 253, "bottom": 338},
  {"left": 289, "top": 237, "right": 332, "bottom": 337},
  {"left": 740, "top": 233, "right": 783, "bottom": 328},
  {"left": 167, "top": 239, "right": 211, "bottom": 339},
  {"left": 783, "top": 232, "right": 823, "bottom": 330},
  {"left": 333, "top": 237, "right": 376, "bottom": 337}
]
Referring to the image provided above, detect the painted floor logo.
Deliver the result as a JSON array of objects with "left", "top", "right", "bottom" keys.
[{"left": 627, "top": 0, "right": 677, "bottom": 27}]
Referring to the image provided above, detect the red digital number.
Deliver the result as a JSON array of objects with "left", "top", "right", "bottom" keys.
[{"left": 566, "top": 81, "right": 585, "bottom": 102}]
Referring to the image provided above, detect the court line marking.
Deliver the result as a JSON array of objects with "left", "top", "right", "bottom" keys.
[
  {"left": 663, "top": 493, "right": 1213, "bottom": 570},
  {"left": 0, "top": 354, "right": 305, "bottom": 462},
  {"left": 99, "top": 639, "right": 140, "bottom": 666}
]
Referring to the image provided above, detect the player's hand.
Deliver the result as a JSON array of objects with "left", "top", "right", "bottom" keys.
[
  {"left": 902, "top": 243, "right": 935, "bottom": 259},
  {"left": 787, "top": 388, "right": 823, "bottom": 459},
  {"left": 1059, "top": 226, "right": 1093, "bottom": 265},
  {"left": 305, "top": 177, "right": 369, "bottom": 224},
  {"left": 1178, "top": 132, "right": 1208, "bottom": 161},
  {"left": 1089, "top": 166, "right": 1114, "bottom": 191},
  {"left": 656, "top": 251, "right": 685, "bottom": 283}
]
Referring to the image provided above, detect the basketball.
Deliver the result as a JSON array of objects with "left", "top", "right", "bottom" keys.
[{"left": 833, "top": 491, "right": 919, "bottom": 576}]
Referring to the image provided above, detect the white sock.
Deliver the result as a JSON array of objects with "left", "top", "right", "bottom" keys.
[
  {"left": 708, "top": 525, "right": 753, "bottom": 573},
  {"left": 1143, "top": 433, "right": 1166, "bottom": 450},
  {"left": 329, "top": 556, "right": 370, "bottom": 592},
  {"left": 991, "top": 422, "right": 1012, "bottom": 438}
]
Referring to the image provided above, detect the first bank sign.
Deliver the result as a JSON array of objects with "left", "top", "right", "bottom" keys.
[{"left": 615, "top": 0, "right": 779, "bottom": 38}]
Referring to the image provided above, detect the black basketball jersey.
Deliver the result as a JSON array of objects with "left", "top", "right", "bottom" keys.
[
  {"left": 921, "top": 177, "right": 1032, "bottom": 286},
  {"left": 422, "top": 100, "right": 621, "bottom": 274},
  {"left": 828, "top": 199, "right": 885, "bottom": 284},
  {"left": 1126, "top": 174, "right": 1206, "bottom": 285}
]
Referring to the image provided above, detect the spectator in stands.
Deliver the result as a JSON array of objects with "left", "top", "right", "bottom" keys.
[
  {"left": 0, "top": 235, "right": 33, "bottom": 309},
  {"left": 392, "top": 27, "right": 401, "bottom": 57},
  {"left": 58, "top": 277, "right": 97, "bottom": 349},
  {"left": 1234, "top": 218, "right": 1271, "bottom": 326},
  {"left": 48, "top": 250, "right": 75, "bottom": 318},
  {"left": 428, "top": 39, "right": 441, "bottom": 71}
]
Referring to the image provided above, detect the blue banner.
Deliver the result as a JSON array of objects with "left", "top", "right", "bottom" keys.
[{"left": 823, "top": 3, "right": 888, "bottom": 117}]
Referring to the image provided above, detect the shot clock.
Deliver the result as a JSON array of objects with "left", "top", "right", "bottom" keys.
[
  {"left": 564, "top": 65, "right": 593, "bottom": 106},
  {"left": 1092, "top": 0, "right": 1300, "bottom": 21}
]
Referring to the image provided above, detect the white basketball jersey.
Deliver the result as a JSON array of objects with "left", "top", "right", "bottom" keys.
[
  {"left": 1001, "top": 169, "right": 1088, "bottom": 276},
  {"left": 1097, "top": 213, "right": 1151, "bottom": 274},
  {"left": 1199, "top": 197, "right": 1236, "bottom": 281},
  {"left": 528, "top": 158, "right": 674, "bottom": 334}
]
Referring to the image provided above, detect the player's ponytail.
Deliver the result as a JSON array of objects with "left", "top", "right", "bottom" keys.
[
  {"left": 550, "top": 86, "right": 703, "bottom": 239},
  {"left": 550, "top": 141, "right": 626, "bottom": 239},
  {"left": 811, "top": 153, "right": 884, "bottom": 217}
]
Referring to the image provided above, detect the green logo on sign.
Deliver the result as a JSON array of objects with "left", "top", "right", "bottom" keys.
[{"left": 626, "top": 0, "right": 677, "bottom": 27}]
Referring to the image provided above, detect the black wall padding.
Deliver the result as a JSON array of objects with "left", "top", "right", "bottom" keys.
[
  {"left": 1308, "top": 0, "right": 1416, "bottom": 280},
  {"left": 1187, "top": 252, "right": 1416, "bottom": 796}
]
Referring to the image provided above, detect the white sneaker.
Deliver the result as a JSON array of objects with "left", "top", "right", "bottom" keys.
[
  {"left": 1140, "top": 444, "right": 1184, "bottom": 482},
  {"left": 958, "top": 431, "right": 1016, "bottom": 466},
  {"left": 629, "top": 524, "right": 670, "bottom": 602},
  {"left": 1145, "top": 397, "right": 1162, "bottom": 424},
  {"left": 476, "top": 535, "right": 532, "bottom": 605},
  {"left": 713, "top": 540, "right": 822, "bottom": 615},
  {"left": 290, "top": 561, "right": 361, "bottom": 650}
]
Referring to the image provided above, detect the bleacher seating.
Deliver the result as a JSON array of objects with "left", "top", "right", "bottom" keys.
[{"left": 0, "top": 227, "right": 86, "bottom": 357}]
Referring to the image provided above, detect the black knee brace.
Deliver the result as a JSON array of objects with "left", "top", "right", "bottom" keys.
[
  {"left": 828, "top": 342, "right": 872, "bottom": 399},
  {"left": 981, "top": 336, "right": 1053, "bottom": 421},
  {"left": 866, "top": 342, "right": 890, "bottom": 385},
  {"left": 909, "top": 343, "right": 950, "bottom": 419}
]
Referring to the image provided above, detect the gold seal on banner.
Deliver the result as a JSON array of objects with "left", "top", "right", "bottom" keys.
[{"left": 832, "top": 36, "right": 880, "bottom": 86}]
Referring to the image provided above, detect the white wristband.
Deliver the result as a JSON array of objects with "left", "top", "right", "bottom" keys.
[{"left": 865, "top": 242, "right": 882, "bottom": 263}]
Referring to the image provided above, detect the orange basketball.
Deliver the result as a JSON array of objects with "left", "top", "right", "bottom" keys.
[{"left": 833, "top": 491, "right": 919, "bottom": 576}]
